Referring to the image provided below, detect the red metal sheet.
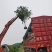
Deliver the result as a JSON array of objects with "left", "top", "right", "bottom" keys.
[
  {"left": 50, "top": 31, "right": 52, "bottom": 35},
  {"left": 49, "top": 27, "right": 52, "bottom": 31},
  {"left": 36, "top": 37, "right": 43, "bottom": 41},
  {"left": 41, "top": 32, "right": 46, "bottom": 36},
  {"left": 33, "top": 28, "right": 41, "bottom": 32},
  {"left": 47, "top": 36, "right": 51, "bottom": 40},
  {"left": 0, "top": 48, "right": 4, "bottom": 52},
  {"left": 32, "top": 18, "right": 39, "bottom": 23},
  {"left": 32, "top": 16, "right": 52, "bottom": 37},
  {"left": 47, "top": 23, "right": 52, "bottom": 27},
  {"left": 32, "top": 24, "right": 40, "bottom": 28},
  {"left": 43, "top": 36, "right": 48, "bottom": 41},
  {"left": 24, "top": 16, "right": 52, "bottom": 52},
  {"left": 39, "top": 18, "right": 44, "bottom": 23},
  {"left": 35, "top": 32, "right": 42, "bottom": 36},
  {"left": 40, "top": 27, "right": 46, "bottom": 31},
  {"left": 46, "top": 18, "right": 52, "bottom": 23},
  {"left": 39, "top": 24, "right": 45, "bottom": 27},
  {"left": 50, "top": 40, "right": 52, "bottom": 46}
]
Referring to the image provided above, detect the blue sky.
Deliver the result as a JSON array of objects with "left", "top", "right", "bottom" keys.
[{"left": 0, "top": 0, "right": 52, "bottom": 45}]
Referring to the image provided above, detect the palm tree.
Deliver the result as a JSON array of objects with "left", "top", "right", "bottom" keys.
[{"left": 14, "top": 6, "right": 32, "bottom": 29}]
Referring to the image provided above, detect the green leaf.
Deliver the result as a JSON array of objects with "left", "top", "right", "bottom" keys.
[{"left": 15, "top": 6, "right": 32, "bottom": 23}]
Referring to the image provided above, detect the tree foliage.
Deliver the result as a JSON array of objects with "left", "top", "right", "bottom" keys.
[
  {"left": 8, "top": 43, "right": 24, "bottom": 52},
  {"left": 15, "top": 6, "right": 32, "bottom": 23}
]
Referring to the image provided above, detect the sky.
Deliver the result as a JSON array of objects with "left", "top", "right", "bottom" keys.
[{"left": 0, "top": 0, "right": 52, "bottom": 45}]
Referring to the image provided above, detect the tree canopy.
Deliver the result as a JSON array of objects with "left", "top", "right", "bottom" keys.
[{"left": 14, "top": 6, "right": 32, "bottom": 23}]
